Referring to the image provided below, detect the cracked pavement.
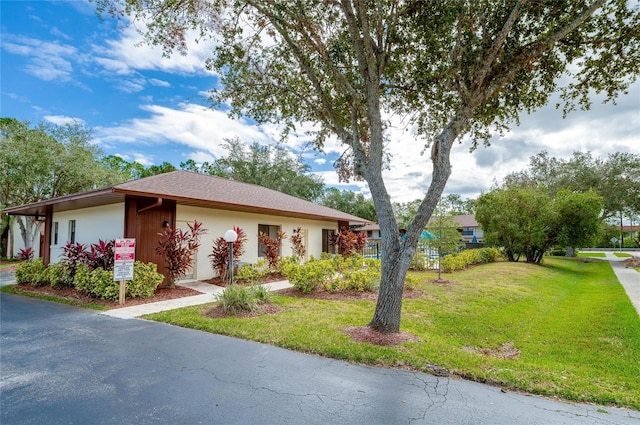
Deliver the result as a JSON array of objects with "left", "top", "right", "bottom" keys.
[{"left": 1, "top": 293, "right": 638, "bottom": 425}]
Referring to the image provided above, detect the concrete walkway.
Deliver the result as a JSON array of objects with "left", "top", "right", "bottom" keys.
[
  {"left": 101, "top": 279, "right": 293, "bottom": 319},
  {"left": 597, "top": 251, "right": 640, "bottom": 317}
]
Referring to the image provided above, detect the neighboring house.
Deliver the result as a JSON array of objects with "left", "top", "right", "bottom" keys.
[
  {"left": 453, "top": 214, "right": 484, "bottom": 244},
  {"left": 356, "top": 214, "right": 484, "bottom": 244},
  {"left": 3, "top": 171, "right": 369, "bottom": 282}
]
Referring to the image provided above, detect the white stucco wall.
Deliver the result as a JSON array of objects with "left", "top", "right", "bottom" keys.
[
  {"left": 177, "top": 205, "right": 339, "bottom": 280},
  {"left": 49, "top": 203, "right": 125, "bottom": 263}
]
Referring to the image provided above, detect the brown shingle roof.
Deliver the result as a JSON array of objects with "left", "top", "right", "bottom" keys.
[{"left": 4, "top": 171, "right": 369, "bottom": 224}]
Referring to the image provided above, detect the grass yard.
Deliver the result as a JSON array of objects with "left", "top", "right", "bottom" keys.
[
  {"left": 577, "top": 252, "right": 606, "bottom": 257},
  {"left": 614, "top": 252, "right": 633, "bottom": 258},
  {"left": 146, "top": 257, "right": 640, "bottom": 410}
]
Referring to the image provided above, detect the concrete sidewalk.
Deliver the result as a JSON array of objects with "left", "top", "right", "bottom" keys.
[
  {"left": 101, "top": 279, "right": 293, "bottom": 319},
  {"left": 600, "top": 251, "right": 640, "bottom": 317}
]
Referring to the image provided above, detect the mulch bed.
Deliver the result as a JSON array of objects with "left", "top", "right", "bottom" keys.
[
  {"left": 10, "top": 283, "right": 202, "bottom": 309},
  {"left": 201, "top": 273, "right": 287, "bottom": 287}
]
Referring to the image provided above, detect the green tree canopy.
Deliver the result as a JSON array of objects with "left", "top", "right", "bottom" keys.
[
  {"left": 319, "top": 187, "right": 377, "bottom": 222},
  {"left": 180, "top": 138, "right": 324, "bottom": 202},
  {"left": 504, "top": 150, "right": 640, "bottom": 221},
  {"left": 99, "top": 0, "right": 640, "bottom": 333},
  {"left": 476, "top": 186, "right": 603, "bottom": 263},
  {"left": 0, "top": 118, "right": 125, "bottom": 250}
]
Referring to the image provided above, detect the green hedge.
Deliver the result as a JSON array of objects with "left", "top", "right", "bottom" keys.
[
  {"left": 74, "top": 261, "right": 163, "bottom": 301},
  {"left": 441, "top": 247, "right": 502, "bottom": 272}
]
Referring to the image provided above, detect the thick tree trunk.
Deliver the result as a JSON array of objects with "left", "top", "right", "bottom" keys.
[{"left": 367, "top": 113, "right": 465, "bottom": 333}]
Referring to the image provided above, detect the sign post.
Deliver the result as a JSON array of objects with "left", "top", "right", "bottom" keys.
[{"left": 114, "top": 238, "right": 135, "bottom": 305}]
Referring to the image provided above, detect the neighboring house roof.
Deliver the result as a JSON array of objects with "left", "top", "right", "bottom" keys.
[
  {"left": 2, "top": 170, "right": 370, "bottom": 224},
  {"left": 452, "top": 214, "right": 479, "bottom": 228}
]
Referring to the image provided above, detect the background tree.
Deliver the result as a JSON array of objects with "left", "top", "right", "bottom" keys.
[
  {"left": 320, "top": 188, "right": 377, "bottom": 222},
  {"left": 426, "top": 201, "right": 465, "bottom": 280},
  {"left": 101, "top": 0, "right": 640, "bottom": 333},
  {"left": 0, "top": 118, "right": 122, "bottom": 253},
  {"left": 504, "top": 150, "right": 640, "bottom": 222},
  {"left": 476, "top": 187, "right": 603, "bottom": 263},
  {"left": 180, "top": 138, "right": 324, "bottom": 202},
  {"left": 442, "top": 194, "right": 475, "bottom": 216}
]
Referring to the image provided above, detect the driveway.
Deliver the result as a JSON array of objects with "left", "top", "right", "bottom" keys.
[{"left": 2, "top": 293, "right": 638, "bottom": 425}]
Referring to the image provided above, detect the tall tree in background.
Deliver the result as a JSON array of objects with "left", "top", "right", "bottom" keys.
[
  {"left": 101, "top": 0, "right": 640, "bottom": 333},
  {"left": 0, "top": 118, "right": 121, "bottom": 252},
  {"left": 180, "top": 138, "right": 324, "bottom": 202},
  {"left": 476, "top": 187, "right": 603, "bottom": 262},
  {"left": 504, "top": 151, "right": 640, "bottom": 221},
  {"left": 320, "top": 188, "right": 377, "bottom": 222}
]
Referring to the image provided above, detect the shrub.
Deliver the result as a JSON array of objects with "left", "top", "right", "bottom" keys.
[
  {"left": 329, "top": 227, "right": 367, "bottom": 258},
  {"left": 15, "top": 259, "right": 46, "bottom": 286},
  {"left": 18, "top": 247, "right": 34, "bottom": 261},
  {"left": 60, "top": 241, "right": 90, "bottom": 278},
  {"left": 332, "top": 268, "right": 380, "bottom": 292},
  {"left": 235, "top": 259, "right": 271, "bottom": 283},
  {"left": 441, "top": 247, "right": 501, "bottom": 272},
  {"left": 284, "top": 259, "right": 335, "bottom": 293},
  {"left": 87, "top": 239, "right": 115, "bottom": 271},
  {"left": 157, "top": 220, "right": 207, "bottom": 288},
  {"left": 258, "top": 230, "right": 286, "bottom": 269},
  {"left": 209, "top": 226, "right": 247, "bottom": 281},
  {"left": 48, "top": 262, "right": 74, "bottom": 289},
  {"left": 248, "top": 283, "right": 271, "bottom": 304},
  {"left": 74, "top": 261, "right": 162, "bottom": 300},
  {"left": 73, "top": 264, "right": 92, "bottom": 294},
  {"left": 410, "top": 252, "right": 429, "bottom": 271},
  {"left": 89, "top": 268, "right": 119, "bottom": 301},
  {"left": 217, "top": 284, "right": 258, "bottom": 315},
  {"left": 290, "top": 227, "right": 306, "bottom": 261},
  {"left": 128, "top": 261, "right": 164, "bottom": 298}
]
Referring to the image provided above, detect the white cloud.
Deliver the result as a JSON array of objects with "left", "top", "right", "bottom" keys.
[
  {"left": 93, "top": 22, "right": 217, "bottom": 76},
  {"left": 149, "top": 78, "right": 170, "bottom": 87},
  {"left": 94, "top": 103, "right": 270, "bottom": 159},
  {"left": 1, "top": 35, "right": 81, "bottom": 83},
  {"left": 44, "top": 115, "right": 85, "bottom": 126}
]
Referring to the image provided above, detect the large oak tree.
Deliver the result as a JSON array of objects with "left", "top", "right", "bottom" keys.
[
  {"left": 1, "top": 118, "right": 125, "bottom": 252},
  {"left": 99, "top": 0, "right": 640, "bottom": 332}
]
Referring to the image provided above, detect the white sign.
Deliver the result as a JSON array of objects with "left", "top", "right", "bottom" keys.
[
  {"left": 113, "top": 261, "right": 134, "bottom": 281},
  {"left": 114, "top": 238, "right": 135, "bottom": 281}
]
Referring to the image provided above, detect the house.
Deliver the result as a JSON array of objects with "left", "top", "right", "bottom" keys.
[
  {"left": 453, "top": 214, "right": 484, "bottom": 244},
  {"left": 356, "top": 214, "right": 484, "bottom": 244},
  {"left": 3, "top": 171, "right": 370, "bottom": 281}
]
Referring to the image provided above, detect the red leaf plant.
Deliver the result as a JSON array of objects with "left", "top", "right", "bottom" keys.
[{"left": 156, "top": 220, "right": 207, "bottom": 288}]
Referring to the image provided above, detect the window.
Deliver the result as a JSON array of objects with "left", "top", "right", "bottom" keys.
[
  {"left": 258, "top": 224, "right": 281, "bottom": 257},
  {"left": 322, "top": 229, "right": 336, "bottom": 254},
  {"left": 52, "top": 222, "right": 59, "bottom": 245},
  {"left": 68, "top": 220, "right": 76, "bottom": 243}
]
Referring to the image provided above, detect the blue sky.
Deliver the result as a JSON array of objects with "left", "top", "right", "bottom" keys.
[{"left": 2, "top": 1, "right": 639, "bottom": 203}]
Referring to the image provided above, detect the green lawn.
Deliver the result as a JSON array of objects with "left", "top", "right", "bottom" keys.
[
  {"left": 614, "top": 252, "right": 633, "bottom": 258},
  {"left": 577, "top": 252, "right": 606, "bottom": 257},
  {"left": 146, "top": 257, "right": 640, "bottom": 410}
]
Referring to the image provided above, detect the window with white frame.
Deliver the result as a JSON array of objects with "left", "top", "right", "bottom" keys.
[{"left": 68, "top": 220, "right": 76, "bottom": 243}]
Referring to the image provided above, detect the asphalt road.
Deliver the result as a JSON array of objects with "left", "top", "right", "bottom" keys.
[{"left": 1, "top": 293, "right": 638, "bottom": 425}]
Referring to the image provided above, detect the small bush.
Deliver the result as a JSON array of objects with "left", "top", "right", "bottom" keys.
[
  {"left": 248, "top": 284, "right": 271, "bottom": 304},
  {"left": 284, "top": 259, "right": 335, "bottom": 293},
  {"left": 236, "top": 259, "right": 271, "bottom": 283},
  {"left": 217, "top": 284, "right": 258, "bottom": 315},
  {"left": 48, "top": 262, "right": 74, "bottom": 289},
  {"left": 74, "top": 261, "right": 162, "bottom": 301},
  {"left": 441, "top": 247, "right": 501, "bottom": 272},
  {"left": 15, "top": 259, "right": 46, "bottom": 286},
  {"left": 73, "top": 264, "right": 92, "bottom": 294},
  {"left": 331, "top": 268, "right": 380, "bottom": 292},
  {"left": 18, "top": 248, "right": 34, "bottom": 261},
  {"left": 128, "top": 261, "right": 164, "bottom": 298},
  {"left": 90, "top": 268, "right": 119, "bottom": 301},
  {"left": 410, "top": 252, "right": 429, "bottom": 271}
]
